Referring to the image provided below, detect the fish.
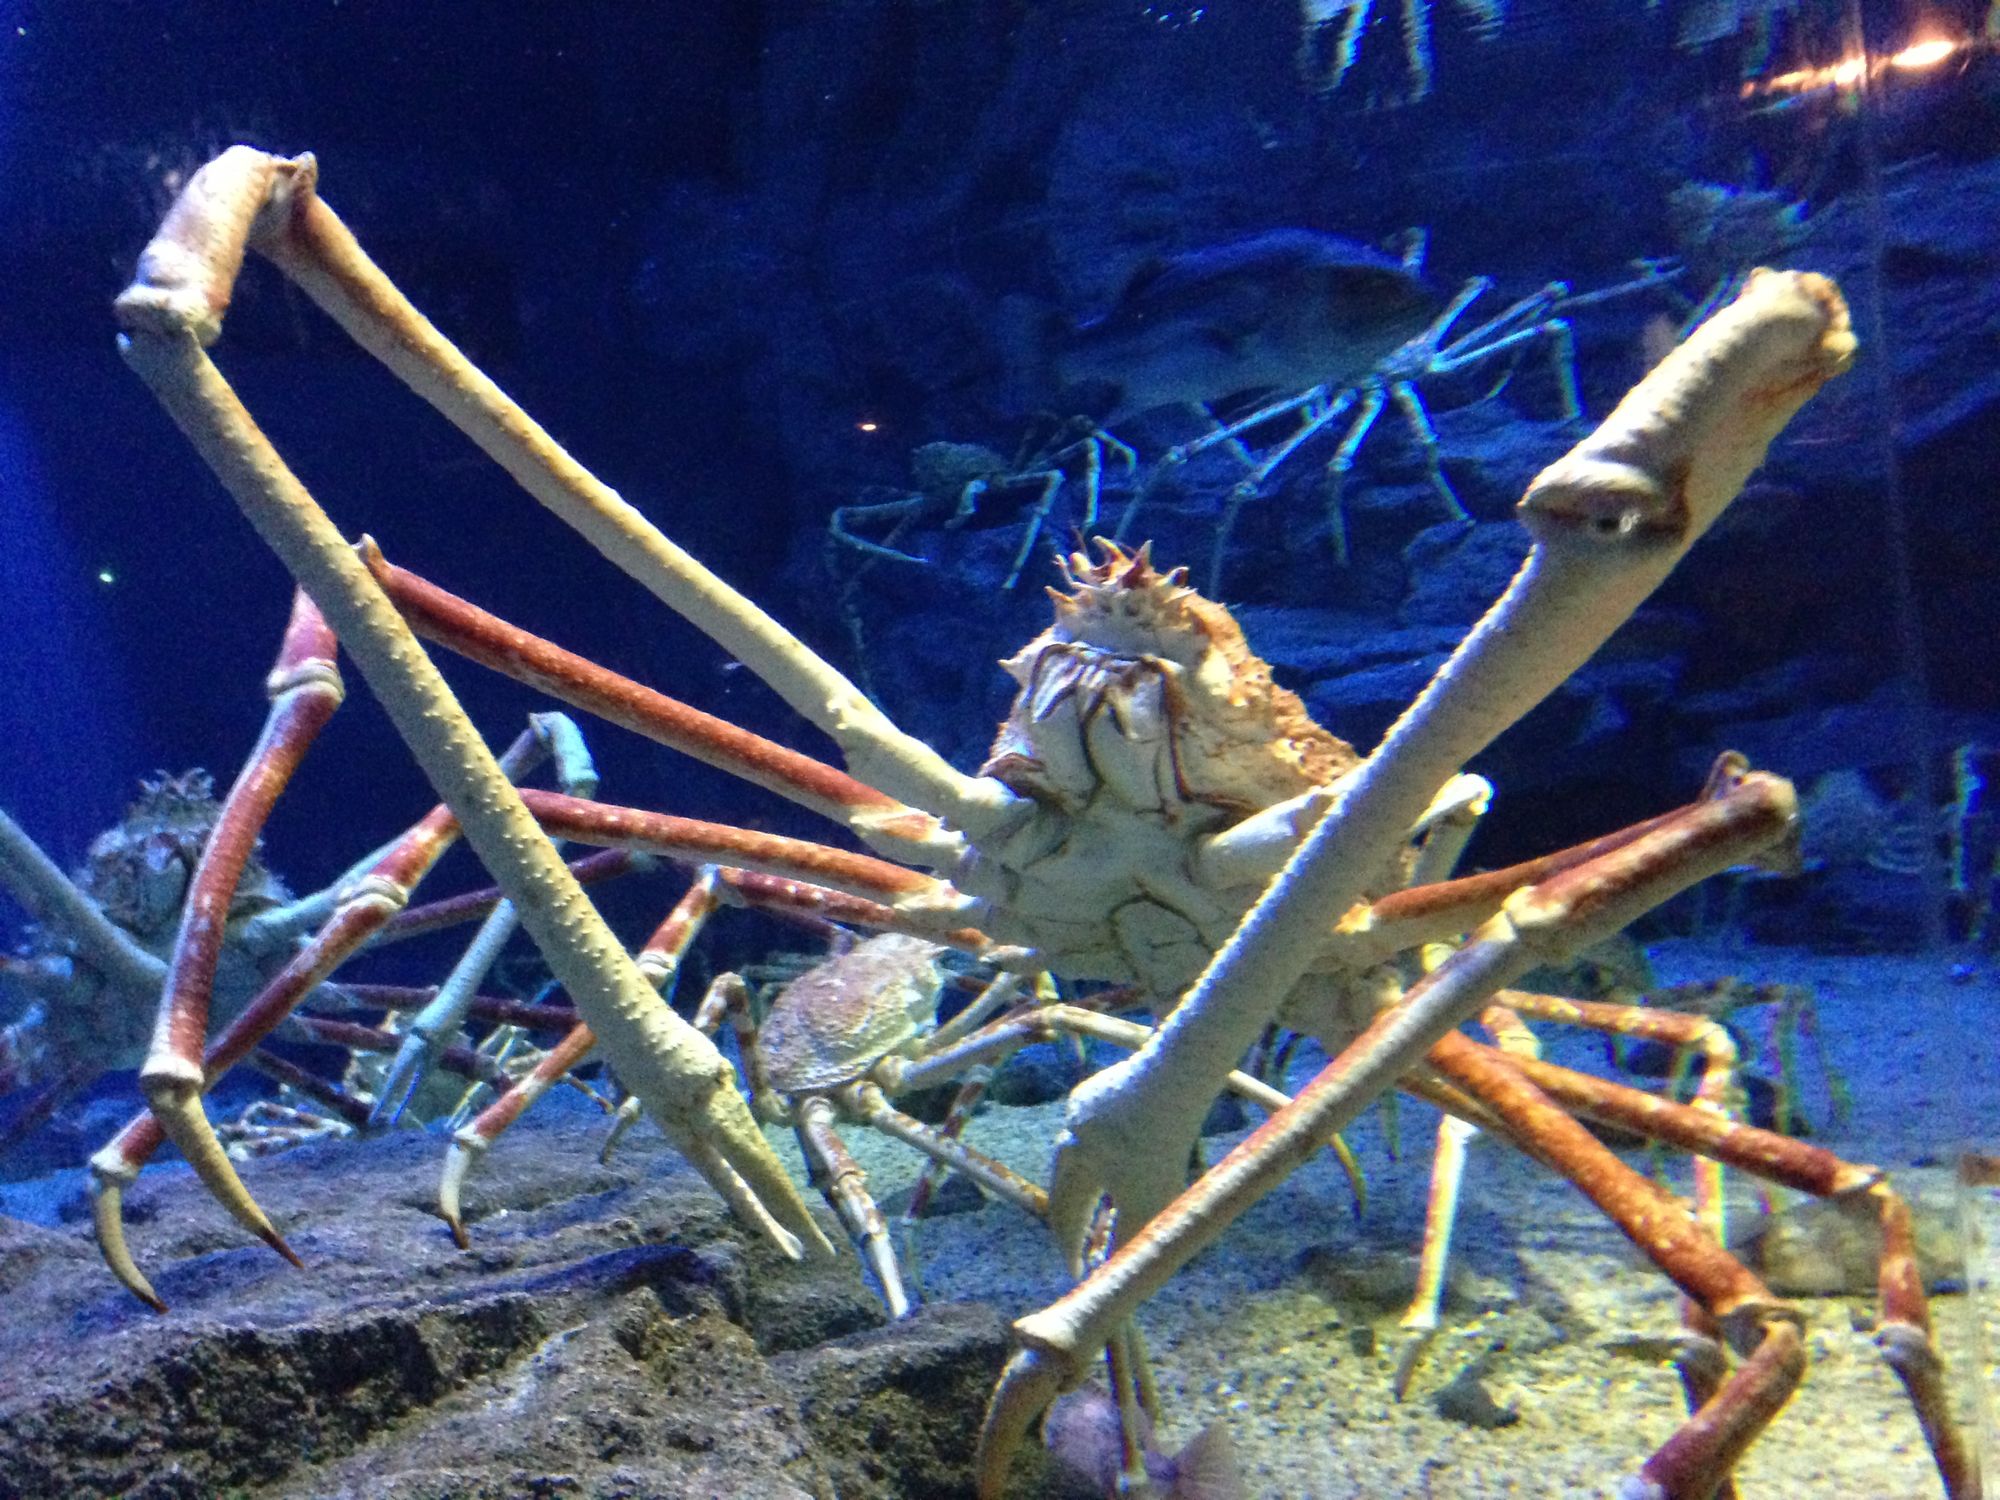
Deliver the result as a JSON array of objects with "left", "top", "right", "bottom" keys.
[
  {"left": 1043, "top": 1384, "right": 1248, "bottom": 1500},
  {"left": 1053, "top": 229, "right": 1442, "bottom": 423}
]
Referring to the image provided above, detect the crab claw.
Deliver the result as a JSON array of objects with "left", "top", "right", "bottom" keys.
[{"left": 975, "top": 1344, "right": 1074, "bottom": 1500}]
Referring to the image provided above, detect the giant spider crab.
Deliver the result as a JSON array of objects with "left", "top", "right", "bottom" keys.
[{"left": 102, "top": 147, "right": 1976, "bottom": 1499}]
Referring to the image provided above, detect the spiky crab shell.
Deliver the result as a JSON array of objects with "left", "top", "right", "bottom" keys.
[
  {"left": 982, "top": 542, "right": 1357, "bottom": 819},
  {"left": 12, "top": 771, "right": 302, "bottom": 1078},
  {"left": 73, "top": 770, "right": 292, "bottom": 944},
  {"left": 956, "top": 541, "right": 1390, "bottom": 999}
]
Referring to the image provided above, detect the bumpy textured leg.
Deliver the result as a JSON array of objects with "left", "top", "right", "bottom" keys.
[
  {"left": 373, "top": 711, "right": 600, "bottom": 1128},
  {"left": 143, "top": 148, "right": 1017, "bottom": 857},
  {"left": 977, "top": 766, "right": 1801, "bottom": 1496},
  {"left": 439, "top": 867, "right": 726, "bottom": 1245},
  {"left": 117, "top": 149, "right": 827, "bottom": 1262},
  {"left": 1039, "top": 269, "right": 1855, "bottom": 1291}
]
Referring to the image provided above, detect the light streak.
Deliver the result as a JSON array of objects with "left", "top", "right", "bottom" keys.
[{"left": 1742, "top": 31, "right": 1967, "bottom": 100}]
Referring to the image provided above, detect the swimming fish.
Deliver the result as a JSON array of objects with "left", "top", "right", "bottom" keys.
[
  {"left": 1043, "top": 1385, "right": 1248, "bottom": 1500},
  {"left": 1054, "top": 229, "right": 1441, "bottom": 422}
]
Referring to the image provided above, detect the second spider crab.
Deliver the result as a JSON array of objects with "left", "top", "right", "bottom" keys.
[
  {"left": 105, "top": 147, "right": 1975, "bottom": 1497},
  {"left": 0, "top": 771, "right": 301, "bottom": 1107}
]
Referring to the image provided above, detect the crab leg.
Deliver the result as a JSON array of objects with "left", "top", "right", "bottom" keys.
[
  {"left": 1494, "top": 990, "right": 1740, "bottom": 1234},
  {"left": 1490, "top": 1060, "right": 1968, "bottom": 1490},
  {"left": 976, "top": 764, "right": 1799, "bottom": 1495},
  {"left": 886, "top": 998, "right": 1371, "bottom": 1212},
  {"left": 439, "top": 867, "right": 725, "bottom": 1245},
  {"left": 445, "top": 860, "right": 982, "bottom": 1218},
  {"left": 1396, "top": 983, "right": 1748, "bottom": 1401},
  {"left": 360, "top": 541, "right": 959, "bottom": 865},
  {"left": 371, "top": 711, "right": 599, "bottom": 1127},
  {"left": 329, "top": 986, "right": 582, "bottom": 1033},
  {"left": 0, "top": 813, "right": 167, "bottom": 998},
  {"left": 1450, "top": 1042, "right": 1975, "bottom": 1498},
  {"left": 377, "top": 849, "right": 644, "bottom": 941},
  {"left": 241, "top": 1047, "right": 376, "bottom": 1130},
  {"left": 1429, "top": 1029, "right": 1807, "bottom": 1497},
  {"left": 88, "top": 729, "right": 545, "bottom": 1309},
  {"left": 135, "top": 590, "right": 343, "bottom": 1267},
  {"left": 706, "top": 865, "right": 998, "bottom": 957},
  {"left": 136, "top": 147, "right": 1017, "bottom": 845},
  {"left": 510, "top": 790, "right": 993, "bottom": 947},
  {"left": 125, "top": 261, "right": 831, "bottom": 1261},
  {"left": 796, "top": 1093, "right": 911, "bottom": 1315},
  {"left": 1336, "top": 800, "right": 1688, "bottom": 964},
  {"left": 1040, "top": 269, "right": 1854, "bottom": 1274}
]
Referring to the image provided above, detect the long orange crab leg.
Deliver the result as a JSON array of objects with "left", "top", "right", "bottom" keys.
[
  {"left": 1430, "top": 1028, "right": 1807, "bottom": 1498},
  {"left": 709, "top": 865, "right": 997, "bottom": 956},
  {"left": 1439, "top": 1040, "right": 1975, "bottom": 1498},
  {"left": 976, "top": 765, "right": 1800, "bottom": 1496},
  {"left": 1335, "top": 798, "right": 1694, "bottom": 965},
  {"left": 1490, "top": 1049, "right": 1972, "bottom": 1496},
  {"left": 1041, "top": 268, "right": 1854, "bottom": 1272},
  {"left": 1492, "top": 990, "right": 1740, "bottom": 1236},
  {"left": 1382, "top": 760, "right": 1758, "bottom": 1396},
  {"left": 89, "top": 727, "right": 548, "bottom": 1310},
  {"left": 118, "top": 172, "right": 830, "bottom": 1270},
  {"left": 513, "top": 789, "right": 964, "bottom": 915},
  {"left": 135, "top": 589, "right": 344, "bottom": 1268},
  {"left": 1394, "top": 984, "right": 1747, "bottom": 1404},
  {"left": 359, "top": 540, "right": 960, "bottom": 865}
]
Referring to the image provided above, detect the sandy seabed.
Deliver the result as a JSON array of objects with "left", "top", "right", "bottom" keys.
[{"left": 781, "top": 938, "right": 1998, "bottom": 1500}]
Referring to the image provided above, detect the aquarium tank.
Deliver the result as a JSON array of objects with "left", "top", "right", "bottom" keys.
[{"left": 0, "top": 3, "right": 1995, "bottom": 1497}]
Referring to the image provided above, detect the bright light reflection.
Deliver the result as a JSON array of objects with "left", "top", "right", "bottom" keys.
[
  {"left": 1745, "top": 31, "right": 1966, "bottom": 99},
  {"left": 1890, "top": 37, "right": 1959, "bottom": 69}
]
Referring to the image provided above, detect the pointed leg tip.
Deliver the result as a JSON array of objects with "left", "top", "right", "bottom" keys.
[
  {"left": 259, "top": 1226, "right": 305, "bottom": 1269},
  {"left": 90, "top": 1172, "right": 169, "bottom": 1313},
  {"left": 977, "top": 1345, "right": 1069, "bottom": 1500},
  {"left": 447, "top": 1216, "right": 470, "bottom": 1250}
]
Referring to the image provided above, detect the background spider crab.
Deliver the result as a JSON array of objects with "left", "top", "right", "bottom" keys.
[{"left": 100, "top": 146, "right": 1976, "bottom": 1500}]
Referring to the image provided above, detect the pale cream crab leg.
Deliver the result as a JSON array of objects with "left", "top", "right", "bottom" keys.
[
  {"left": 439, "top": 867, "right": 727, "bottom": 1247},
  {"left": 0, "top": 811, "right": 168, "bottom": 997},
  {"left": 115, "top": 158, "right": 831, "bottom": 1262},
  {"left": 978, "top": 766, "right": 1803, "bottom": 1496},
  {"left": 135, "top": 146, "right": 1019, "bottom": 863},
  {"left": 1039, "top": 268, "right": 1855, "bottom": 1267}
]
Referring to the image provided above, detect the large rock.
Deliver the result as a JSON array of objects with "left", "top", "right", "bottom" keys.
[{"left": 0, "top": 1093, "right": 1057, "bottom": 1500}]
